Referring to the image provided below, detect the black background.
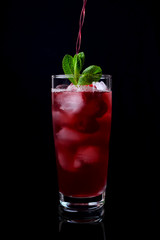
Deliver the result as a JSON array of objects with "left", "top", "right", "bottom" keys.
[{"left": 2, "top": 0, "right": 159, "bottom": 239}]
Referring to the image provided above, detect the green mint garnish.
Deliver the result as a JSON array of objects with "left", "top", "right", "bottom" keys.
[
  {"left": 79, "top": 65, "right": 102, "bottom": 85},
  {"left": 62, "top": 54, "right": 75, "bottom": 84},
  {"left": 62, "top": 52, "right": 102, "bottom": 85}
]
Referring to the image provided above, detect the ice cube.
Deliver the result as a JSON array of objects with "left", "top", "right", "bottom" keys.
[
  {"left": 56, "top": 127, "right": 84, "bottom": 143},
  {"left": 74, "top": 146, "right": 100, "bottom": 168},
  {"left": 93, "top": 81, "right": 107, "bottom": 91},
  {"left": 77, "top": 85, "right": 94, "bottom": 92},
  {"left": 57, "top": 146, "right": 76, "bottom": 172},
  {"left": 56, "top": 84, "right": 68, "bottom": 89},
  {"left": 57, "top": 150, "right": 70, "bottom": 171},
  {"left": 80, "top": 93, "right": 108, "bottom": 118},
  {"left": 52, "top": 110, "right": 70, "bottom": 127},
  {"left": 67, "top": 84, "right": 94, "bottom": 92},
  {"left": 67, "top": 84, "right": 78, "bottom": 91},
  {"left": 56, "top": 91, "right": 84, "bottom": 113}
]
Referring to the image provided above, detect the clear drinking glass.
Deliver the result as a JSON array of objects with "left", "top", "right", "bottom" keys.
[{"left": 51, "top": 74, "right": 112, "bottom": 221}]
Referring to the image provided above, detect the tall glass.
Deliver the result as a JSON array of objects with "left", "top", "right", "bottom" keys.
[{"left": 51, "top": 74, "right": 112, "bottom": 220}]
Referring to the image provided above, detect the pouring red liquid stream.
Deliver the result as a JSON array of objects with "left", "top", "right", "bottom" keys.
[{"left": 76, "top": 0, "right": 87, "bottom": 54}]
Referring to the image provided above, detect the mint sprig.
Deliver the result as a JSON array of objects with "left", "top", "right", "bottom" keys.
[
  {"left": 62, "top": 54, "right": 75, "bottom": 84},
  {"left": 62, "top": 52, "right": 102, "bottom": 85}
]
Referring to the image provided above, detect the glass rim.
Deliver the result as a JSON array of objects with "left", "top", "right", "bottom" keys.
[{"left": 51, "top": 74, "right": 112, "bottom": 79}]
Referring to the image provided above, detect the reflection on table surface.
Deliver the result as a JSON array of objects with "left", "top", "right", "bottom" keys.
[
  {"left": 59, "top": 218, "right": 106, "bottom": 240},
  {"left": 58, "top": 205, "right": 112, "bottom": 240}
]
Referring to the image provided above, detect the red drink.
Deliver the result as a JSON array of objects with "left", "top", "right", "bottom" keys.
[{"left": 52, "top": 84, "right": 112, "bottom": 198}]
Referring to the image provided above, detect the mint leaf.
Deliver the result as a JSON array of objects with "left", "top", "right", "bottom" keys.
[
  {"left": 62, "top": 52, "right": 102, "bottom": 85},
  {"left": 62, "top": 54, "right": 76, "bottom": 84},
  {"left": 78, "top": 65, "right": 102, "bottom": 85},
  {"left": 73, "top": 52, "right": 85, "bottom": 82},
  {"left": 77, "top": 52, "right": 85, "bottom": 70},
  {"left": 62, "top": 54, "right": 74, "bottom": 74},
  {"left": 82, "top": 65, "right": 102, "bottom": 75},
  {"left": 73, "top": 54, "right": 80, "bottom": 82},
  {"left": 73, "top": 52, "right": 85, "bottom": 73}
]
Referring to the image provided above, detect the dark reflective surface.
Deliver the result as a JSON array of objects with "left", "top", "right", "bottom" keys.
[
  {"left": 58, "top": 220, "right": 106, "bottom": 240},
  {"left": 4, "top": 0, "right": 159, "bottom": 238},
  {"left": 56, "top": 194, "right": 112, "bottom": 240}
]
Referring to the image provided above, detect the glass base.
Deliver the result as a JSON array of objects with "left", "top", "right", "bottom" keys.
[{"left": 58, "top": 191, "right": 105, "bottom": 223}]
